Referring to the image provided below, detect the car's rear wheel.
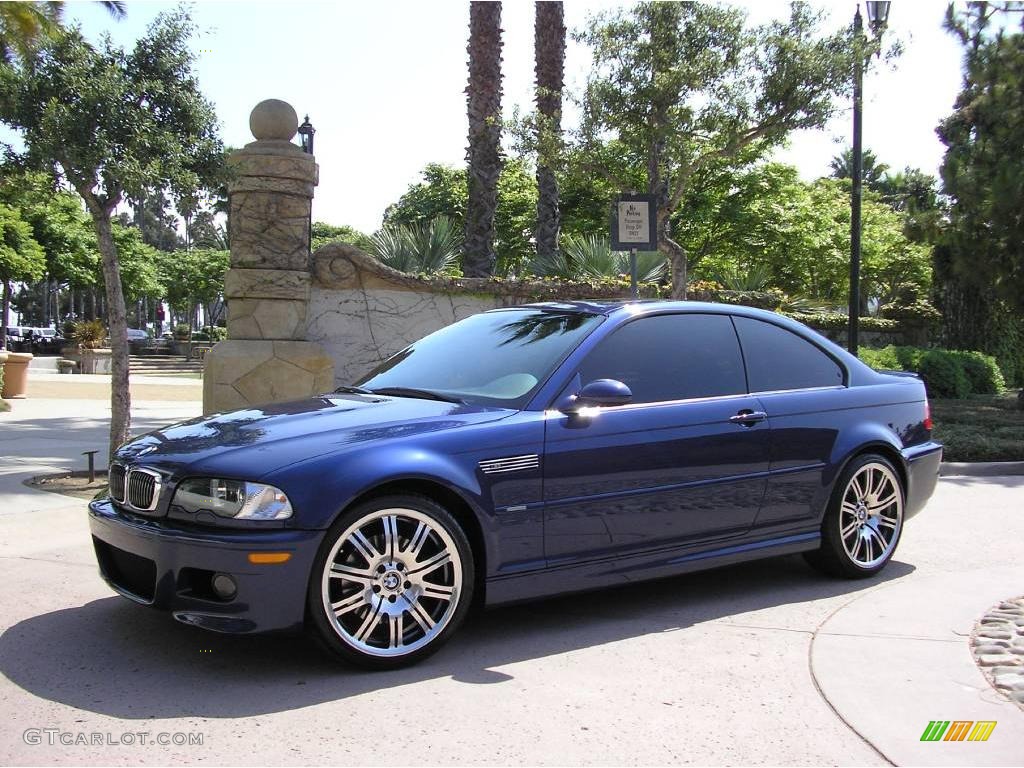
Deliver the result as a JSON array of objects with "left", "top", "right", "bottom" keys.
[
  {"left": 805, "top": 453, "right": 904, "bottom": 579},
  {"left": 307, "top": 494, "right": 474, "bottom": 669}
]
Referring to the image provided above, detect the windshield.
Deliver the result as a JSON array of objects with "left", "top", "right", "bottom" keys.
[{"left": 357, "top": 309, "right": 603, "bottom": 409}]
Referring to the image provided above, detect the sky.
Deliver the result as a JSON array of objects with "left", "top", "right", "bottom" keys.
[{"left": 52, "top": 0, "right": 967, "bottom": 234}]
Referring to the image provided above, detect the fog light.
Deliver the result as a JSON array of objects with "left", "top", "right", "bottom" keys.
[{"left": 211, "top": 572, "right": 237, "bottom": 600}]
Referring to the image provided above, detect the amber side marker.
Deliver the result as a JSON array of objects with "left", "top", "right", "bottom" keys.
[{"left": 248, "top": 552, "right": 292, "bottom": 564}]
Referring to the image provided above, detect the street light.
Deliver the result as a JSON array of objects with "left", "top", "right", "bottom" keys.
[
  {"left": 297, "top": 115, "right": 315, "bottom": 155},
  {"left": 848, "top": 2, "right": 890, "bottom": 356}
]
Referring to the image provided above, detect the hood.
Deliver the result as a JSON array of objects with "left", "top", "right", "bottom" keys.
[{"left": 116, "top": 394, "right": 513, "bottom": 479}]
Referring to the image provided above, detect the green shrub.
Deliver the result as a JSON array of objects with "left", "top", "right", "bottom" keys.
[
  {"left": 894, "top": 346, "right": 925, "bottom": 371},
  {"left": 858, "top": 346, "right": 901, "bottom": 371},
  {"left": 173, "top": 323, "right": 191, "bottom": 340},
  {"left": 948, "top": 351, "right": 1005, "bottom": 395},
  {"left": 919, "top": 350, "right": 971, "bottom": 398},
  {"left": 71, "top": 319, "right": 108, "bottom": 349}
]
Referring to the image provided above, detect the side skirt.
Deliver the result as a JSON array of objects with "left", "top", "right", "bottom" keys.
[{"left": 484, "top": 530, "right": 821, "bottom": 607}]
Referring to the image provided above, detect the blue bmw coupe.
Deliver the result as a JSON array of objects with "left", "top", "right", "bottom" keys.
[{"left": 89, "top": 301, "right": 942, "bottom": 668}]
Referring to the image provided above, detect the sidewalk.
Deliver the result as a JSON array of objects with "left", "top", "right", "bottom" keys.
[{"left": 21, "top": 370, "right": 202, "bottom": 402}]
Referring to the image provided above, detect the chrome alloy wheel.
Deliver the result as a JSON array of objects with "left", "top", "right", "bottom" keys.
[
  {"left": 320, "top": 508, "right": 463, "bottom": 658},
  {"left": 839, "top": 462, "right": 903, "bottom": 568}
]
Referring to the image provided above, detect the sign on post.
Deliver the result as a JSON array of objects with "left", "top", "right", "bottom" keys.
[
  {"left": 611, "top": 194, "right": 658, "bottom": 251},
  {"left": 611, "top": 194, "right": 658, "bottom": 298}
]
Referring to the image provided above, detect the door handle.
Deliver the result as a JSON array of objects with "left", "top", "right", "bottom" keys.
[{"left": 729, "top": 409, "right": 767, "bottom": 427}]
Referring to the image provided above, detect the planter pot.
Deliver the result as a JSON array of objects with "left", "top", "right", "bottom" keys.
[
  {"left": 61, "top": 347, "right": 113, "bottom": 375},
  {"left": 1, "top": 352, "right": 34, "bottom": 398},
  {"left": 170, "top": 340, "right": 192, "bottom": 357}
]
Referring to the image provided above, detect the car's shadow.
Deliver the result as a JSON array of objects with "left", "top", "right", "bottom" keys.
[{"left": 0, "top": 555, "right": 914, "bottom": 719}]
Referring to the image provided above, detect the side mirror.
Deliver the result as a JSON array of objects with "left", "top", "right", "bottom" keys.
[{"left": 562, "top": 378, "right": 632, "bottom": 413}]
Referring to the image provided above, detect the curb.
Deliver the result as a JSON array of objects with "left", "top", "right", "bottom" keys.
[{"left": 940, "top": 461, "right": 1024, "bottom": 477}]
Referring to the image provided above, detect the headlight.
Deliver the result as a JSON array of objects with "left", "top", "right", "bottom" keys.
[{"left": 171, "top": 478, "right": 292, "bottom": 521}]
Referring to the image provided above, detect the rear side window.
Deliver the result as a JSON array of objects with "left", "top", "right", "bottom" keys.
[
  {"left": 734, "top": 317, "right": 845, "bottom": 392},
  {"left": 579, "top": 313, "right": 746, "bottom": 403}
]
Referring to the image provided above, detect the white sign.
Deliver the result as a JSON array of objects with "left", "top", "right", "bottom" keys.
[{"left": 617, "top": 200, "right": 650, "bottom": 244}]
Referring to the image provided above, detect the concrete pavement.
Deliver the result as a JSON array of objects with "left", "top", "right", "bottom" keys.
[{"left": 1, "top": 388, "right": 1022, "bottom": 765}]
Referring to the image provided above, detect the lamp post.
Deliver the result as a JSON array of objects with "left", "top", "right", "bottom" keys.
[
  {"left": 297, "top": 115, "right": 315, "bottom": 156},
  {"left": 848, "top": 2, "right": 890, "bottom": 355},
  {"left": 297, "top": 115, "right": 315, "bottom": 255}
]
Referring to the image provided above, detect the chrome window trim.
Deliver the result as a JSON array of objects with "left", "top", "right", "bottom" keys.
[{"left": 548, "top": 385, "right": 849, "bottom": 415}]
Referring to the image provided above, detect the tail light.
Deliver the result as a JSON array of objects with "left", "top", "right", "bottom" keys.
[{"left": 923, "top": 400, "right": 933, "bottom": 432}]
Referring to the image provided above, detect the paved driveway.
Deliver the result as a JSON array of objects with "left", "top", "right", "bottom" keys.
[{"left": 1, "top": 397, "right": 1022, "bottom": 765}]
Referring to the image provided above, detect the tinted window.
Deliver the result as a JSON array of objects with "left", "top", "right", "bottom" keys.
[
  {"left": 734, "top": 317, "right": 844, "bottom": 392},
  {"left": 358, "top": 309, "right": 603, "bottom": 409},
  {"left": 579, "top": 314, "right": 746, "bottom": 403}
]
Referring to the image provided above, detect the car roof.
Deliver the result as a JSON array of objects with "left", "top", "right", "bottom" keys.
[{"left": 514, "top": 298, "right": 791, "bottom": 322}]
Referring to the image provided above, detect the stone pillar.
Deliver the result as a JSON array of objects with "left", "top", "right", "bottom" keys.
[{"left": 203, "top": 99, "right": 334, "bottom": 414}]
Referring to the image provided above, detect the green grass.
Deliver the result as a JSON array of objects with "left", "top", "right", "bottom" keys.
[{"left": 931, "top": 390, "right": 1024, "bottom": 462}]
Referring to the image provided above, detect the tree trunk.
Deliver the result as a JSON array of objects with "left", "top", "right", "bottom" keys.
[
  {"left": 534, "top": 1, "right": 565, "bottom": 261},
  {"left": 1, "top": 279, "right": 10, "bottom": 351},
  {"left": 464, "top": 1, "right": 503, "bottom": 277},
  {"left": 87, "top": 206, "right": 132, "bottom": 461},
  {"left": 666, "top": 239, "right": 687, "bottom": 299}
]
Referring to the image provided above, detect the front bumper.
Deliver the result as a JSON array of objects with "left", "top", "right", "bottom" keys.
[
  {"left": 902, "top": 440, "right": 943, "bottom": 520},
  {"left": 88, "top": 498, "right": 322, "bottom": 634}
]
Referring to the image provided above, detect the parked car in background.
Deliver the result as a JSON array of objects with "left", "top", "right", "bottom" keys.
[
  {"left": 126, "top": 328, "right": 149, "bottom": 341},
  {"left": 29, "top": 327, "right": 64, "bottom": 355},
  {"left": 4, "top": 327, "right": 27, "bottom": 351},
  {"left": 3, "top": 326, "right": 63, "bottom": 354},
  {"left": 89, "top": 301, "right": 942, "bottom": 669}
]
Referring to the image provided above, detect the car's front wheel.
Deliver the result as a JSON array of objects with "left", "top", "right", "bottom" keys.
[
  {"left": 308, "top": 494, "right": 474, "bottom": 669},
  {"left": 805, "top": 453, "right": 905, "bottom": 579}
]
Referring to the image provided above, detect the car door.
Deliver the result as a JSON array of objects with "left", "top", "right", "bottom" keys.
[
  {"left": 731, "top": 316, "right": 847, "bottom": 527},
  {"left": 543, "top": 312, "right": 771, "bottom": 564}
]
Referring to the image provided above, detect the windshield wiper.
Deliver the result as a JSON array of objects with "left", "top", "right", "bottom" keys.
[
  {"left": 334, "top": 385, "right": 375, "bottom": 395},
  {"left": 369, "top": 387, "right": 464, "bottom": 404}
]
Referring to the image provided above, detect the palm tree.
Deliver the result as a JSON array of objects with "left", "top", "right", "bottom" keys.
[
  {"left": 464, "top": 1, "right": 503, "bottom": 277},
  {"left": 0, "top": 1, "right": 125, "bottom": 63},
  {"left": 534, "top": 1, "right": 565, "bottom": 261},
  {"left": 830, "top": 147, "right": 890, "bottom": 193}
]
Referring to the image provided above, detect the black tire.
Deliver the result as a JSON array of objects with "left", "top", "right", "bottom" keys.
[
  {"left": 307, "top": 493, "right": 475, "bottom": 669},
  {"left": 804, "top": 453, "right": 905, "bottom": 579}
]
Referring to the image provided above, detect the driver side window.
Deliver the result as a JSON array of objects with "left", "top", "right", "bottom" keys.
[{"left": 578, "top": 313, "right": 746, "bottom": 404}]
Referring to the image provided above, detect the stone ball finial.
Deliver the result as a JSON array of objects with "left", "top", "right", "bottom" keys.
[{"left": 249, "top": 99, "right": 298, "bottom": 141}]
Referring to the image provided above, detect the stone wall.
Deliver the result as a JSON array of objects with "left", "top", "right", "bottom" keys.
[
  {"left": 307, "top": 245, "right": 930, "bottom": 388},
  {"left": 308, "top": 244, "right": 650, "bottom": 386}
]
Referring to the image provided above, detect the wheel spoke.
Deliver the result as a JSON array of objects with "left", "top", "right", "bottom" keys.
[
  {"left": 381, "top": 515, "right": 399, "bottom": 558},
  {"left": 388, "top": 614, "right": 404, "bottom": 649},
  {"left": 867, "top": 526, "right": 889, "bottom": 553},
  {"left": 331, "top": 591, "right": 366, "bottom": 616},
  {"left": 353, "top": 601, "right": 384, "bottom": 643},
  {"left": 330, "top": 563, "right": 374, "bottom": 583},
  {"left": 348, "top": 529, "right": 379, "bottom": 563},
  {"left": 421, "top": 582, "right": 455, "bottom": 602},
  {"left": 841, "top": 519, "right": 860, "bottom": 540},
  {"left": 410, "top": 550, "right": 451, "bottom": 577},
  {"left": 869, "top": 493, "right": 896, "bottom": 513},
  {"left": 408, "top": 598, "right": 436, "bottom": 633},
  {"left": 851, "top": 535, "right": 863, "bottom": 562},
  {"left": 406, "top": 522, "right": 429, "bottom": 559},
  {"left": 841, "top": 501, "right": 859, "bottom": 517}
]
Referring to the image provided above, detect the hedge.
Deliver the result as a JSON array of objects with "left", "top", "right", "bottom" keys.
[{"left": 858, "top": 345, "right": 1005, "bottom": 399}]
